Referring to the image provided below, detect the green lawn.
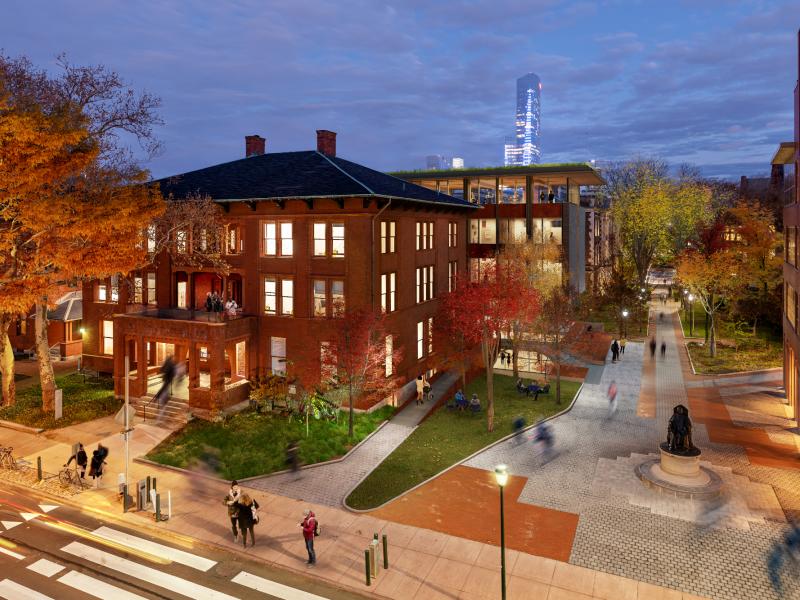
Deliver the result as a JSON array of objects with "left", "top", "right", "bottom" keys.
[
  {"left": 345, "top": 374, "right": 581, "bottom": 510},
  {"left": 0, "top": 373, "right": 120, "bottom": 429},
  {"left": 680, "top": 303, "right": 709, "bottom": 339},
  {"left": 687, "top": 336, "right": 782, "bottom": 374},
  {"left": 146, "top": 406, "right": 395, "bottom": 480},
  {"left": 578, "top": 303, "right": 648, "bottom": 340}
]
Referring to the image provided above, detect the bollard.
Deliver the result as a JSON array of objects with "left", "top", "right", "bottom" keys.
[
  {"left": 122, "top": 484, "right": 130, "bottom": 512},
  {"left": 146, "top": 475, "right": 151, "bottom": 499},
  {"left": 154, "top": 493, "right": 161, "bottom": 522},
  {"left": 382, "top": 534, "right": 388, "bottom": 569},
  {"left": 167, "top": 490, "right": 172, "bottom": 520},
  {"left": 364, "top": 549, "right": 371, "bottom": 586},
  {"left": 36, "top": 457, "right": 42, "bottom": 481},
  {"left": 152, "top": 477, "right": 157, "bottom": 491}
]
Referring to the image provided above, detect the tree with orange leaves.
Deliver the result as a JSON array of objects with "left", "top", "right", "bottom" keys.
[
  {"left": 438, "top": 263, "right": 540, "bottom": 432},
  {"left": 0, "top": 54, "right": 165, "bottom": 411}
]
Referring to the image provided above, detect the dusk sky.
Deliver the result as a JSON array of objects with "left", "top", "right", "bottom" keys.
[{"left": 2, "top": 1, "right": 798, "bottom": 180}]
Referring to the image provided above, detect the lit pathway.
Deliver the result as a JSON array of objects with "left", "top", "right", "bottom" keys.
[
  {"left": 247, "top": 370, "right": 459, "bottom": 506},
  {"left": 464, "top": 294, "right": 799, "bottom": 600}
]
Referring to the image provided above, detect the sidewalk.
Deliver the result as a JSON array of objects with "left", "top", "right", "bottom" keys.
[{"left": 246, "top": 370, "right": 459, "bottom": 506}]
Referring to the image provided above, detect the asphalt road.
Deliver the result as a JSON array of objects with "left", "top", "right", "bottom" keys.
[{"left": 0, "top": 486, "right": 367, "bottom": 600}]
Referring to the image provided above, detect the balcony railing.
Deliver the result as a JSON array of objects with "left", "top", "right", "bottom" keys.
[{"left": 132, "top": 308, "right": 246, "bottom": 322}]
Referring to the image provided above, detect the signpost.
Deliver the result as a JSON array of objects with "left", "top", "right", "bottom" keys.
[{"left": 54, "top": 389, "right": 63, "bottom": 420}]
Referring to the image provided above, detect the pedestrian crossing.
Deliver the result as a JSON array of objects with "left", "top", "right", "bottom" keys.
[{"left": 0, "top": 505, "right": 334, "bottom": 600}]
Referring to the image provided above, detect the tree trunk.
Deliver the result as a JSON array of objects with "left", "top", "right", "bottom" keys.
[
  {"left": 35, "top": 300, "right": 56, "bottom": 413},
  {"left": 482, "top": 326, "right": 494, "bottom": 433},
  {"left": 752, "top": 315, "right": 758, "bottom": 337},
  {"left": 511, "top": 338, "right": 519, "bottom": 379},
  {"left": 347, "top": 379, "right": 354, "bottom": 439},
  {"left": 555, "top": 337, "right": 562, "bottom": 404},
  {"left": 705, "top": 293, "right": 711, "bottom": 344},
  {"left": 0, "top": 314, "right": 16, "bottom": 406},
  {"left": 708, "top": 312, "right": 717, "bottom": 358}
]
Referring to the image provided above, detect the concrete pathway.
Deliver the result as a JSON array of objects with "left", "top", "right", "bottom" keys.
[
  {"left": 445, "top": 295, "right": 800, "bottom": 600},
  {"left": 246, "top": 370, "right": 460, "bottom": 506}
]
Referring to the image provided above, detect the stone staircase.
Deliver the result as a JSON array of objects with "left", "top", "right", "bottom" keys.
[{"left": 129, "top": 396, "right": 192, "bottom": 430}]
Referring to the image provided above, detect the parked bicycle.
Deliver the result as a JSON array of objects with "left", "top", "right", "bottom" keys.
[
  {"left": 0, "top": 446, "right": 17, "bottom": 470},
  {"left": 58, "top": 465, "right": 85, "bottom": 488}
]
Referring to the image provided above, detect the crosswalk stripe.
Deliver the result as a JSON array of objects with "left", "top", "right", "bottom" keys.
[
  {"left": 91, "top": 526, "right": 216, "bottom": 572},
  {"left": 26, "top": 558, "right": 64, "bottom": 577},
  {"left": 0, "top": 521, "right": 21, "bottom": 531},
  {"left": 0, "top": 579, "right": 54, "bottom": 600},
  {"left": 20, "top": 512, "right": 39, "bottom": 522},
  {"left": 58, "top": 570, "right": 149, "bottom": 600},
  {"left": 232, "top": 571, "right": 330, "bottom": 600},
  {"left": 61, "top": 541, "right": 239, "bottom": 600},
  {"left": 0, "top": 547, "right": 24, "bottom": 560},
  {"left": 38, "top": 505, "right": 59, "bottom": 514}
]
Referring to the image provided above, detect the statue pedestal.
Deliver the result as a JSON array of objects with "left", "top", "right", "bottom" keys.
[{"left": 635, "top": 446, "right": 722, "bottom": 500}]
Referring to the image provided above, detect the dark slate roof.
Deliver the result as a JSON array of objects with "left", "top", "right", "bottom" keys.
[
  {"left": 30, "top": 291, "right": 82, "bottom": 322},
  {"left": 155, "top": 150, "right": 475, "bottom": 209}
]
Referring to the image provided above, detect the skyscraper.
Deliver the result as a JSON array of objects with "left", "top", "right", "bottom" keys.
[{"left": 504, "top": 73, "right": 541, "bottom": 166}]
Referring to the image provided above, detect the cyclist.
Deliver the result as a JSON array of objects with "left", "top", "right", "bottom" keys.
[{"left": 64, "top": 443, "right": 87, "bottom": 479}]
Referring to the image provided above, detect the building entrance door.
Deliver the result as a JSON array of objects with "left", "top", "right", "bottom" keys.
[{"left": 177, "top": 282, "right": 188, "bottom": 309}]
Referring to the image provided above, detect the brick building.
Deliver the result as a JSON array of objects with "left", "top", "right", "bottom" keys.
[
  {"left": 7, "top": 289, "right": 83, "bottom": 360},
  {"left": 779, "top": 31, "right": 800, "bottom": 427},
  {"left": 81, "top": 131, "right": 475, "bottom": 413},
  {"left": 392, "top": 163, "right": 610, "bottom": 293}
]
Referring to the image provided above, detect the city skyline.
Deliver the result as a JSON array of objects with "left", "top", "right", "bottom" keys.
[{"left": 0, "top": 1, "right": 796, "bottom": 180}]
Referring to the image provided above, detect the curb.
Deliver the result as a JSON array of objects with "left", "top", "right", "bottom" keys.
[
  {"left": 0, "top": 476, "right": 373, "bottom": 600},
  {"left": 135, "top": 416, "right": 393, "bottom": 485},
  {"left": 342, "top": 381, "right": 585, "bottom": 513},
  {"left": 0, "top": 420, "right": 44, "bottom": 434}
]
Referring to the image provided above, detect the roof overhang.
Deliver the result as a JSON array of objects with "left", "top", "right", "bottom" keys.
[
  {"left": 390, "top": 163, "right": 606, "bottom": 186},
  {"left": 771, "top": 142, "right": 796, "bottom": 165},
  {"left": 213, "top": 194, "right": 479, "bottom": 210}
]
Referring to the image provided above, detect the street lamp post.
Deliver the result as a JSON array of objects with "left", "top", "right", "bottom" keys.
[
  {"left": 621, "top": 309, "right": 629, "bottom": 337},
  {"left": 494, "top": 464, "right": 509, "bottom": 600},
  {"left": 688, "top": 294, "right": 695, "bottom": 337}
]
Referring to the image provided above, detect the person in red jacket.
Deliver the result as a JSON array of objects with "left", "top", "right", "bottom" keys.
[{"left": 300, "top": 509, "right": 317, "bottom": 565}]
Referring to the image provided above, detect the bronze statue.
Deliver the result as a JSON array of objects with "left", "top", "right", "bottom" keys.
[{"left": 666, "top": 404, "right": 694, "bottom": 454}]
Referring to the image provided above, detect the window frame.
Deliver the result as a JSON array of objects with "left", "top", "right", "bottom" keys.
[
  {"left": 262, "top": 220, "right": 293, "bottom": 257},
  {"left": 381, "top": 272, "right": 396, "bottom": 313},
  {"left": 146, "top": 273, "right": 157, "bottom": 306},
  {"left": 270, "top": 336, "right": 287, "bottom": 375},
  {"left": 380, "top": 221, "right": 396, "bottom": 254},
  {"left": 417, "top": 321, "right": 424, "bottom": 359},
  {"left": 133, "top": 276, "right": 143, "bottom": 304},
  {"left": 101, "top": 320, "right": 114, "bottom": 355}
]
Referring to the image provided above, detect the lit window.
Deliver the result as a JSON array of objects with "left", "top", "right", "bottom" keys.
[
  {"left": 280, "top": 222, "right": 293, "bottom": 256},
  {"left": 271, "top": 337, "right": 287, "bottom": 375},
  {"left": 427, "top": 221, "right": 434, "bottom": 249},
  {"left": 227, "top": 227, "right": 238, "bottom": 254},
  {"left": 381, "top": 221, "right": 396, "bottom": 253},
  {"left": 264, "top": 222, "right": 277, "bottom": 255},
  {"left": 133, "top": 277, "right": 143, "bottom": 303},
  {"left": 428, "top": 317, "right": 434, "bottom": 354},
  {"left": 110, "top": 275, "right": 119, "bottom": 303},
  {"left": 415, "top": 266, "right": 434, "bottom": 303},
  {"left": 449, "top": 222, "right": 458, "bottom": 248},
  {"left": 97, "top": 283, "right": 107, "bottom": 302},
  {"left": 331, "top": 224, "right": 345, "bottom": 257},
  {"left": 385, "top": 335, "right": 393, "bottom": 377},
  {"left": 146, "top": 224, "right": 156, "bottom": 253},
  {"left": 147, "top": 273, "right": 157, "bottom": 306},
  {"left": 199, "top": 347, "right": 208, "bottom": 360},
  {"left": 281, "top": 278, "right": 293, "bottom": 315},
  {"left": 199, "top": 228, "right": 208, "bottom": 252},
  {"left": 416, "top": 222, "right": 421, "bottom": 251},
  {"left": 264, "top": 278, "right": 277, "bottom": 314},
  {"left": 313, "top": 223, "right": 327, "bottom": 256},
  {"left": 101, "top": 320, "right": 114, "bottom": 355},
  {"left": 313, "top": 280, "right": 326, "bottom": 317},
  {"left": 176, "top": 230, "right": 188, "bottom": 253},
  {"left": 389, "top": 221, "right": 396, "bottom": 252},
  {"left": 332, "top": 280, "right": 344, "bottom": 316},
  {"left": 381, "top": 273, "right": 396, "bottom": 313},
  {"left": 417, "top": 321, "right": 424, "bottom": 359},
  {"left": 448, "top": 261, "right": 458, "bottom": 292},
  {"left": 427, "top": 265, "right": 434, "bottom": 300}
]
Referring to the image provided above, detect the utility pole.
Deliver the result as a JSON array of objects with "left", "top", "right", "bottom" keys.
[{"left": 123, "top": 354, "right": 132, "bottom": 494}]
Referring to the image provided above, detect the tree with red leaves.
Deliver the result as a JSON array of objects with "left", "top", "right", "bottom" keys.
[
  {"left": 328, "top": 307, "right": 402, "bottom": 439},
  {"left": 438, "top": 263, "right": 540, "bottom": 432}
]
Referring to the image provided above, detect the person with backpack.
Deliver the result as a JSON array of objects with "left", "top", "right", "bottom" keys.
[
  {"left": 223, "top": 480, "right": 241, "bottom": 542},
  {"left": 236, "top": 492, "right": 259, "bottom": 548},
  {"left": 300, "top": 509, "right": 318, "bottom": 565}
]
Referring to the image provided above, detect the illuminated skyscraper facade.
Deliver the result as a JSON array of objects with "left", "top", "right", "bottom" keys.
[{"left": 504, "top": 72, "right": 542, "bottom": 166}]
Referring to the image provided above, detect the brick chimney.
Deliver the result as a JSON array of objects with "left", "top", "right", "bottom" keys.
[
  {"left": 316, "top": 130, "right": 337, "bottom": 157},
  {"left": 245, "top": 134, "right": 266, "bottom": 157}
]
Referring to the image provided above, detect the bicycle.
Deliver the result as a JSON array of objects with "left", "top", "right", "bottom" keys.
[
  {"left": 58, "top": 465, "right": 85, "bottom": 488},
  {"left": 0, "top": 446, "right": 17, "bottom": 470}
]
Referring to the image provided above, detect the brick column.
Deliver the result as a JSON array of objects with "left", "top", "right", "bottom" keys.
[{"left": 136, "top": 335, "right": 147, "bottom": 397}]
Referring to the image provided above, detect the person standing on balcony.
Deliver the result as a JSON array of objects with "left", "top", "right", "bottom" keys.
[{"left": 205, "top": 292, "right": 213, "bottom": 314}]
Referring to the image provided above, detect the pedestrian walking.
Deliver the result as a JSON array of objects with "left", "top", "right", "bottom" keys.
[
  {"left": 415, "top": 374, "right": 425, "bottom": 405},
  {"left": 286, "top": 440, "right": 300, "bottom": 477},
  {"left": 610, "top": 339, "right": 620, "bottom": 362},
  {"left": 607, "top": 381, "right": 618, "bottom": 417},
  {"left": 661, "top": 341, "right": 666, "bottom": 358},
  {"left": 236, "top": 493, "right": 259, "bottom": 548},
  {"left": 64, "top": 443, "right": 88, "bottom": 479},
  {"left": 649, "top": 337, "right": 657, "bottom": 359},
  {"left": 223, "top": 480, "right": 241, "bottom": 542},
  {"left": 88, "top": 445, "right": 107, "bottom": 488},
  {"left": 154, "top": 355, "right": 176, "bottom": 406},
  {"left": 620, "top": 337, "right": 627, "bottom": 356},
  {"left": 300, "top": 509, "right": 317, "bottom": 565}
]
